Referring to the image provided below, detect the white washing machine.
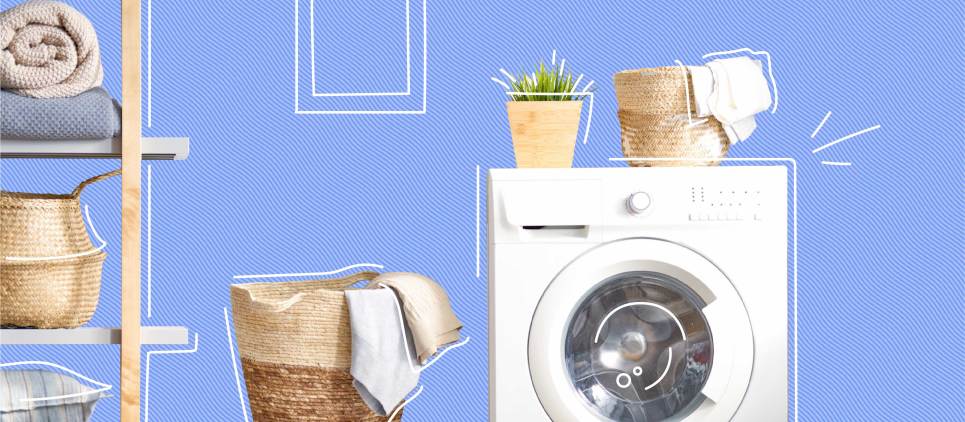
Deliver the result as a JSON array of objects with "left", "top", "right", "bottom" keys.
[{"left": 488, "top": 166, "right": 787, "bottom": 422}]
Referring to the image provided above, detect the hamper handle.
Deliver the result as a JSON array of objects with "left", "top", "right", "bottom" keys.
[
  {"left": 244, "top": 271, "right": 381, "bottom": 313},
  {"left": 672, "top": 60, "right": 698, "bottom": 125},
  {"left": 71, "top": 170, "right": 121, "bottom": 198},
  {"left": 321, "top": 271, "right": 381, "bottom": 288}
]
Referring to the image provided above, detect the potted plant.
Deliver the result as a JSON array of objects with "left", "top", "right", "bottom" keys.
[{"left": 492, "top": 51, "right": 595, "bottom": 168}]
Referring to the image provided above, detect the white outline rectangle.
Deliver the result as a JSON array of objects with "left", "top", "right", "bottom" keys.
[
  {"left": 295, "top": 0, "right": 427, "bottom": 114},
  {"left": 310, "top": 0, "right": 411, "bottom": 96}
]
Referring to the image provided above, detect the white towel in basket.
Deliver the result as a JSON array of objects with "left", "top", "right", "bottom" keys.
[{"left": 689, "top": 56, "right": 771, "bottom": 144}]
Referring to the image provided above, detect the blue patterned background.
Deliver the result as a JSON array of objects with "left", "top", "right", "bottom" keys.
[{"left": 1, "top": 0, "right": 963, "bottom": 420}]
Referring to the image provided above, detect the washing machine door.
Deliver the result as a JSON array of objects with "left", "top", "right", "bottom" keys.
[{"left": 529, "top": 238, "right": 753, "bottom": 422}]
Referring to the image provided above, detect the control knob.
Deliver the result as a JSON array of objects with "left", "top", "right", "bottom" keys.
[{"left": 626, "top": 192, "right": 652, "bottom": 214}]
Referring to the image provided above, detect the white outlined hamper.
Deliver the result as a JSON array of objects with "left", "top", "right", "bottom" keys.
[
  {"left": 230, "top": 271, "right": 403, "bottom": 421},
  {"left": 0, "top": 170, "right": 118, "bottom": 328}
]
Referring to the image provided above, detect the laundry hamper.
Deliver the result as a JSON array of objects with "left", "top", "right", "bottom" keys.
[
  {"left": 230, "top": 271, "right": 403, "bottom": 422},
  {"left": 613, "top": 66, "right": 730, "bottom": 167},
  {"left": 0, "top": 170, "right": 118, "bottom": 328}
]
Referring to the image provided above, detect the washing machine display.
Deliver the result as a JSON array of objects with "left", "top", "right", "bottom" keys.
[{"left": 565, "top": 272, "right": 712, "bottom": 421}]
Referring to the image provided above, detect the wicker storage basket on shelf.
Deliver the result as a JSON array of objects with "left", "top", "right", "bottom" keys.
[
  {"left": 230, "top": 271, "right": 403, "bottom": 422},
  {"left": 613, "top": 67, "right": 730, "bottom": 167},
  {"left": 0, "top": 170, "right": 119, "bottom": 328}
]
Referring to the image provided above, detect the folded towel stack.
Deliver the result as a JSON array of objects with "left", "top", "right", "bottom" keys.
[
  {"left": 344, "top": 272, "right": 465, "bottom": 416},
  {"left": 0, "top": 1, "right": 119, "bottom": 140}
]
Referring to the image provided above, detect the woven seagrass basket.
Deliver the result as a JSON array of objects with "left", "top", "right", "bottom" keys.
[
  {"left": 613, "top": 67, "right": 730, "bottom": 167},
  {"left": 230, "top": 271, "right": 403, "bottom": 422},
  {"left": 0, "top": 170, "right": 118, "bottom": 328}
]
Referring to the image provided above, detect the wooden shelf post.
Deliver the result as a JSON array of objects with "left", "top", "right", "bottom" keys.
[{"left": 120, "top": 0, "right": 142, "bottom": 420}]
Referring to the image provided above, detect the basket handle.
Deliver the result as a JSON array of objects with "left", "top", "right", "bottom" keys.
[
  {"left": 321, "top": 271, "right": 381, "bottom": 288},
  {"left": 244, "top": 271, "right": 381, "bottom": 313},
  {"left": 71, "top": 170, "right": 121, "bottom": 198},
  {"left": 672, "top": 60, "right": 697, "bottom": 125}
]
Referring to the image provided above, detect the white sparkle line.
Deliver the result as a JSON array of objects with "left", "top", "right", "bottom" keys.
[
  {"left": 645, "top": 348, "right": 673, "bottom": 390},
  {"left": 821, "top": 161, "right": 852, "bottom": 166},
  {"left": 812, "top": 124, "right": 881, "bottom": 154},
  {"left": 145, "top": 334, "right": 199, "bottom": 422},
  {"left": 499, "top": 68, "right": 517, "bottom": 84},
  {"left": 490, "top": 77, "right": 511, "bottom": 91},
  {"left": 702, "top": 48, "right": 779, "bottom": 113},
  {"left": 0, "top": 361, "right": 111, "bottom": 403},
  {"left": 593, "top": 302, "right": 687, "bottom": 344},
  {"left": 570, "top": 74, "right": 584, "bottom": 93},
  {"left": 224, "top": 308, "right": 251, "bottom": 422},
  {"left": 612, "top": 156, "right": 798, "bottom": 422},
  {"left": 5, "top": 205, "right": 106, "bottom": 261},
  {"left": 504, "top": 92, "right": 594, "bottom": 145},
  {"left": 147, "top": 165, "right": 153, "bottom": 318},
  {"left": 810, "top": 111, "right": 831, "bottom": 138},
  {"left": 475, "top": 165, "right": 480, "bottom": 278},
  {"left": 388, "top": 385, "right": 424, "bottom": 422},
  {"left": 232, "top": 263, "right": 384, "bottom": 279}
]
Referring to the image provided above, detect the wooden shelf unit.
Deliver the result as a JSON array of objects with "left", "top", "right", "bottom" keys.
[
  {"left": 120, "top": 0, "right": 143, "bottom": 418},
  {"left": 0, "top": 2, "right": 185, "bottom": 420}
]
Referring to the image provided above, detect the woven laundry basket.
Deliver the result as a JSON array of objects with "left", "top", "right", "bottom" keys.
[
  {"left": 0, "top": 170, "right": 118, "bottom": 328},
  {"left": 230, "top": 271, "right": 403, "bottom": 422},
  {"left": 613, "top": 66, "right": 730, "bottom": 167}
]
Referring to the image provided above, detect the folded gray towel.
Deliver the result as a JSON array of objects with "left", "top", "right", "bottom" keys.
[
  {"left": 1, "top": 87, "right": 120, "bottom": 140},
  {"left": 344, "top": 288, "right": 420, "bottom": 416}
]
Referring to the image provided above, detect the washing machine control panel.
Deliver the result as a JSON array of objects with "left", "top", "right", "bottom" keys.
[{"left": 688, "top": 185, "right": 764, "bottom": 222}]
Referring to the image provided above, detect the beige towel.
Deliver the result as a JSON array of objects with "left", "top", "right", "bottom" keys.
[
  {"left": 371, "top": 272, "right": 463, "bottom": 364},
  {"left": 1, "top": 1, "right": 103, "bottom": 98}
]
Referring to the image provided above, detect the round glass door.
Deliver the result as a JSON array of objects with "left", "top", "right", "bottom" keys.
[
  {"left": 528, "top": 238, "right": 754, "bottom": 422},
  {"left": 564, "top": 271, "right": 713, "bottom": 421}
]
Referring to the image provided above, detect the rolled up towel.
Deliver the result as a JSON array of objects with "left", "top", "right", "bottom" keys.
[{"left": 1, "top": 1, "right": 103, "bottom": 98}]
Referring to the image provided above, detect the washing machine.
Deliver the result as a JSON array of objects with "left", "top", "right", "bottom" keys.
[{"left": 488, "top": 166, "right": 787, "bottom": 422}]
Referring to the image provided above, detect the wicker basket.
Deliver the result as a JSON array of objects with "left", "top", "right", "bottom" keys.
[
  {"left": 0, "top": 170, "right": 119, "bottom": 328},
  {"left": 230, "top": 271, "right": 403, "bottom": 421},
  {"left": 613, "top": 66, "right": 730, "bottom": 167}
]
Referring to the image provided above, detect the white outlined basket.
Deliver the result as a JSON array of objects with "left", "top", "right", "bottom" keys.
[{"left": 0, "top": 170, "right": 117, "bottom": 328}]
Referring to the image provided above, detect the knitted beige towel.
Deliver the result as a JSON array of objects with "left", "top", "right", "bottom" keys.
[{"left": 0, "top": 1, "right": 103, "bottom": 98}]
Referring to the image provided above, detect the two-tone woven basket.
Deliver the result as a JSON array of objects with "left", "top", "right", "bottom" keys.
[
  {"left": 0, "top": 170, "right": 119, "bottom": 328},
  {"left": 613, "top": 66, "right": 730, "bottom": 167},
  {"left": 230, "top": 271, "right": 402, "bottom": 421}
]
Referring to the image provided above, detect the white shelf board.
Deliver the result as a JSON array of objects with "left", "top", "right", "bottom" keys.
[
  {"left": 0, "top": 137, "right": 189, "bottom": 160},
  {"left": 0, "top": 326, "right": 189, "bottom": 345}
]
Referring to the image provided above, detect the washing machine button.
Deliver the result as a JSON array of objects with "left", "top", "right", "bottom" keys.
[{"left": 626, "top": 192, "right": 652, "bottom": 214}]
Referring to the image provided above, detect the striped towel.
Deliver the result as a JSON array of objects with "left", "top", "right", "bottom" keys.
[{"left": 0, "top": 370, "right": 106, "bottom": 422}]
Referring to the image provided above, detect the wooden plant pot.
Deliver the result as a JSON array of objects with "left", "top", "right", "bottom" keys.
[{"left": 506, "top": 100, "right": 583, "bottom": 168}]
